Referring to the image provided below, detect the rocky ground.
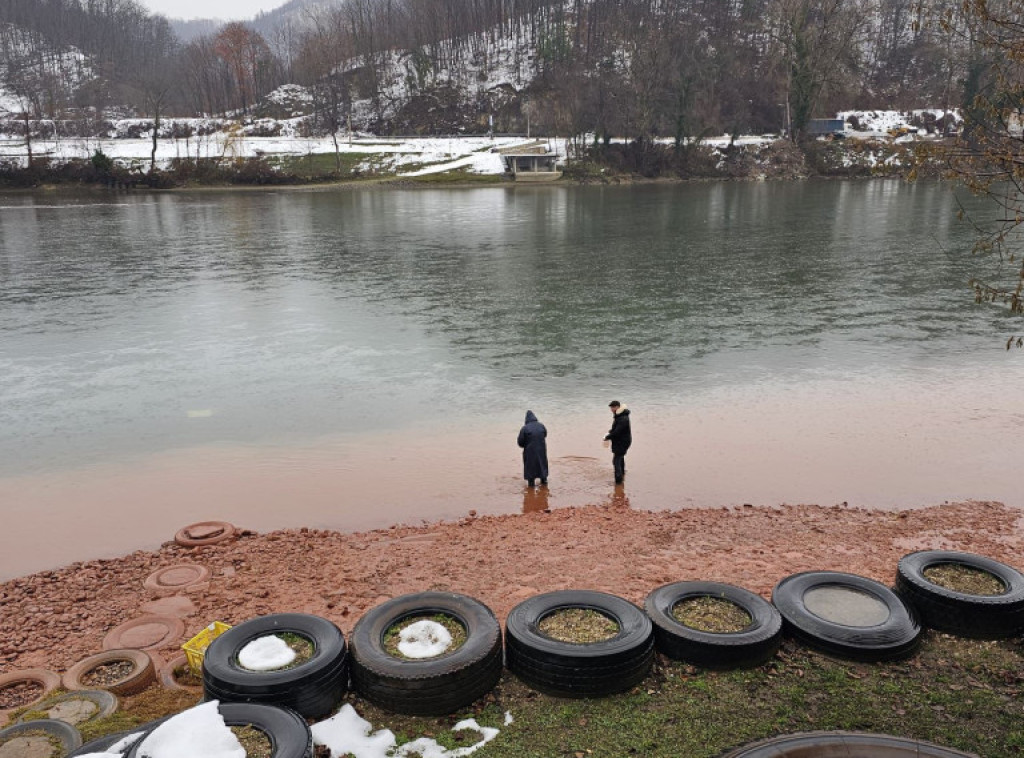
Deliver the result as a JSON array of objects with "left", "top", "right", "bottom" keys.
[{"left": 1, "top": 500, "right": 1021, "bottom": 680}]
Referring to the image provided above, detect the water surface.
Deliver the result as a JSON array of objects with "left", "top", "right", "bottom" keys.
[{"left": 1, "top": 181, "right": 1021, "bottom": 579}]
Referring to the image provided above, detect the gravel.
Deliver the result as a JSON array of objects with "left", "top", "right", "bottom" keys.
[
  {"left": 1, "top": 500, "right": 1021, "bottom": 677},
  {"left": 0, "top": 681, "right": 43, "bottom": 709}
]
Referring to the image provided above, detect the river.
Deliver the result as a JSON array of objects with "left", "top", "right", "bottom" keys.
[{"left": 1, "top": 180, "right": 1021, "bottom": 579}]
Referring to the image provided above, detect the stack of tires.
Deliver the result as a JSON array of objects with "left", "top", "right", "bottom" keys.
[
  {"left": 644, "top": 581, "right": 783, "bottom": 669},
  {"left": 894, "top": 550, "right": 1024, "bottom": 640},
  {"left": 202, "top": 613, "right": 349, "bottom": 720},
  {"left": 504, "top": 590, "right": 655, "bottom": 697},
  {"left": 349, "top": 592, "right": 504, "bottom": 716}
]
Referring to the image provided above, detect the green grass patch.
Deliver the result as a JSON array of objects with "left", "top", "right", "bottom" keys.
[
  {"left": 342, "top": 633, "right": 1024, "bottom": 758},
  {"left": 77, "top": 686, "right": 200, "bottom": 743},
  {"left": 399, "top": 169, "right": 504, "bottom": 184},
  {"left": 268, "top": 151, "right": 385, "bottom": 179},
  {"left": 62, "top": 633, "right": 1024, "bottom": 757}
]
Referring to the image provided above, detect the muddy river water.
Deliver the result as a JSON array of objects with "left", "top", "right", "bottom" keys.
[{"left": 1, "top": 180, "right": 1021, "bottom": 580}]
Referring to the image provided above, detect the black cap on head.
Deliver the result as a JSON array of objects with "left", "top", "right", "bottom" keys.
[{"left": 608, "top": 400, "right": 620, "bottom": 407}]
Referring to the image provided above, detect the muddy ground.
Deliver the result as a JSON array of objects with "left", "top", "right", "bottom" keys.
[{"left": 1, "top": 500, "right": 1021, "bottom": 679}]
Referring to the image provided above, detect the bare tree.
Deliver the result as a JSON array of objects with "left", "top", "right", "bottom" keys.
[
  {"left": 772, "top": 0, "right": 870, "bottom": 139},
  {"left": 935, "top": 0, "right": 1024, "bottom": 346},
  {"left": 296, "top": 6, "right": 353, "bottom": 169},
  {"left": 213, "top": 22, "right": 275, "bottom": 115}
]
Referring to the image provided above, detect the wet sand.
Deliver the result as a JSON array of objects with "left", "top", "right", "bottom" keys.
[
  {"left": 1, "top": 499, "right": 1021, "bottom": 681},
  {"left": 3, "top": 373, "right": 1022, "bottom": 582}
]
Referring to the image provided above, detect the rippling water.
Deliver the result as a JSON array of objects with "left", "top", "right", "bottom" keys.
[{"left": 1, "top": 181, "right": 1021, "bottom": 578}]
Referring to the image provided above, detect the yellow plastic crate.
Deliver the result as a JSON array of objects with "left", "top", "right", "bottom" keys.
[{"left": 182, "top": 621, "right": 232, "bottom": 675}]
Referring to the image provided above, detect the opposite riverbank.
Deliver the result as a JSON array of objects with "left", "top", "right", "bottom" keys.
[{"left": 0, "top": 131, "right": 934, "bottom": 191}]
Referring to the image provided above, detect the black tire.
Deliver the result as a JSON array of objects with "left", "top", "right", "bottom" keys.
[
  {"left": 68, "top": 729, "right": 139, "bottom": 756},
  {"left": 718, "top": 730, "right": 977, "bottom": 757},
  {"left": 126, "top": 703, "right": 311, "bottom": 758},
  {"left": 349, "top": 591, "right": 503, "bottom": 716},
  {"left": 772, "top": 571, "right": 921, "bottom": 662},
  {"left": 644, "top": 581, "right": 783, "bottom": 668},
  {"left": 895, "top": 550, "right": 1024, "bottom": 639},
  {"left": 505, "top": 590, "right": 654, "bottom": 697},
  {"left": 0, "top": 719, "right": 83, "bottom": 754},
  {"left": 202, "top": 613, "right": 348, "bottom": 720}
]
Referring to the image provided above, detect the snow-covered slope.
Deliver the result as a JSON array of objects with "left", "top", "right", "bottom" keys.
[{"left": 0, "top": 24, "right": 95, "bottom": 117}]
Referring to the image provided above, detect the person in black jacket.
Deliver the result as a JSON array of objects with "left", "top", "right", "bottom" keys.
[
  {"left": 517, "top": 410, "right": 549, "bottom": 487},
  {"left": 604, "top": 400, "right": 631, "bottom": 484}
]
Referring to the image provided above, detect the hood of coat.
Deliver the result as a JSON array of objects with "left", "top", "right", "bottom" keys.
[
  {"left": 525, "top": 410, "right": 539, "bottom": 424},
  {"left": 613, "top": 405, "right": 629, "bottom": 417}
]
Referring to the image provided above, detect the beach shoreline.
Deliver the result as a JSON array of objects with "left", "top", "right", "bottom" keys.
[{"left": 2, "top": 499, "right": 1020, "bottom": 680}]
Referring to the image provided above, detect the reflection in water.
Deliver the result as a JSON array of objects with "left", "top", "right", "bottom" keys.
[
  {"left": 608, "top": 485, "right": 631, "bottom": 510},
  {"left": 521, "top": 478, "right": 629, "bottom": 514},
  {"left": 522, "top": 484, "right": 551, "bottom": 514}
]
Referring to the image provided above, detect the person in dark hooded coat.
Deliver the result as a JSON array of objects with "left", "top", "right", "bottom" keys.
[{"left": 517, "top": 410, "right": 549, "bottom": 487}]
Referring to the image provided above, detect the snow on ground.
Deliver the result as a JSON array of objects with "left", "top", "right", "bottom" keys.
[
  {"left": 108, "top": 732, "right": 145, "bottom": 753},
  {"left": 312, "top": 704, "right": 500, "bottom": 758},
  {"left": 69, "top": 700, "right": 504, "bottom": 758},
  {"left": 339, "top": 27, "right": 540, "bottom": 128},
  {"left": 263, "top": 84, "right": 315, "bottom": 116},
  {"left": 0, "top": 91, "right": 22, "bottom": 115},
  {"left": 396, "top": 619, "right": 452, "bottom": 658},
  {"left": 0, "top": 40, "right": 93, "bottom": 117},
  {"left": 0, "top": 132, "right": 543, "bottom": 176},
  {"left": 0, "top": 109, "right": 951, "bottom": 176},
  {"left": 839, "top": 108, "right": 962, "bottom": 135},
  {"left": 133, "top": 701, "right": 244, "bottom": 758},
  {"left": 237, "top": 634, "right": 296, "bottom": 670}
]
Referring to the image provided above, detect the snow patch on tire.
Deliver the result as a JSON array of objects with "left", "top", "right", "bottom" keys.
[
  {"left": 396, "top": 620, "right": 452, "bottom": 659},
  {"left": 238, "top": 636, "right": 296, "bottom": 671}
]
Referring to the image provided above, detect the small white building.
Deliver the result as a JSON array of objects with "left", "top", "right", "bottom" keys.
[{"left": 500, "top": 143, "right": 562, "bottom": 181}]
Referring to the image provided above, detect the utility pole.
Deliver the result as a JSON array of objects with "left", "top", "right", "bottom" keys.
[{"left": 778, "top": 101, "right": 791, "bottom": 138}]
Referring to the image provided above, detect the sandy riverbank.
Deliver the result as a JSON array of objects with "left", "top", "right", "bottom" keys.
[{"left": 1, "top": 499, "right": 1021, "bottom": 678}]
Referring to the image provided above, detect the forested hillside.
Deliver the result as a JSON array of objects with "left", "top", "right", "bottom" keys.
[{"left": 0, "top": 0, "right": 973, "bottom": 141}]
